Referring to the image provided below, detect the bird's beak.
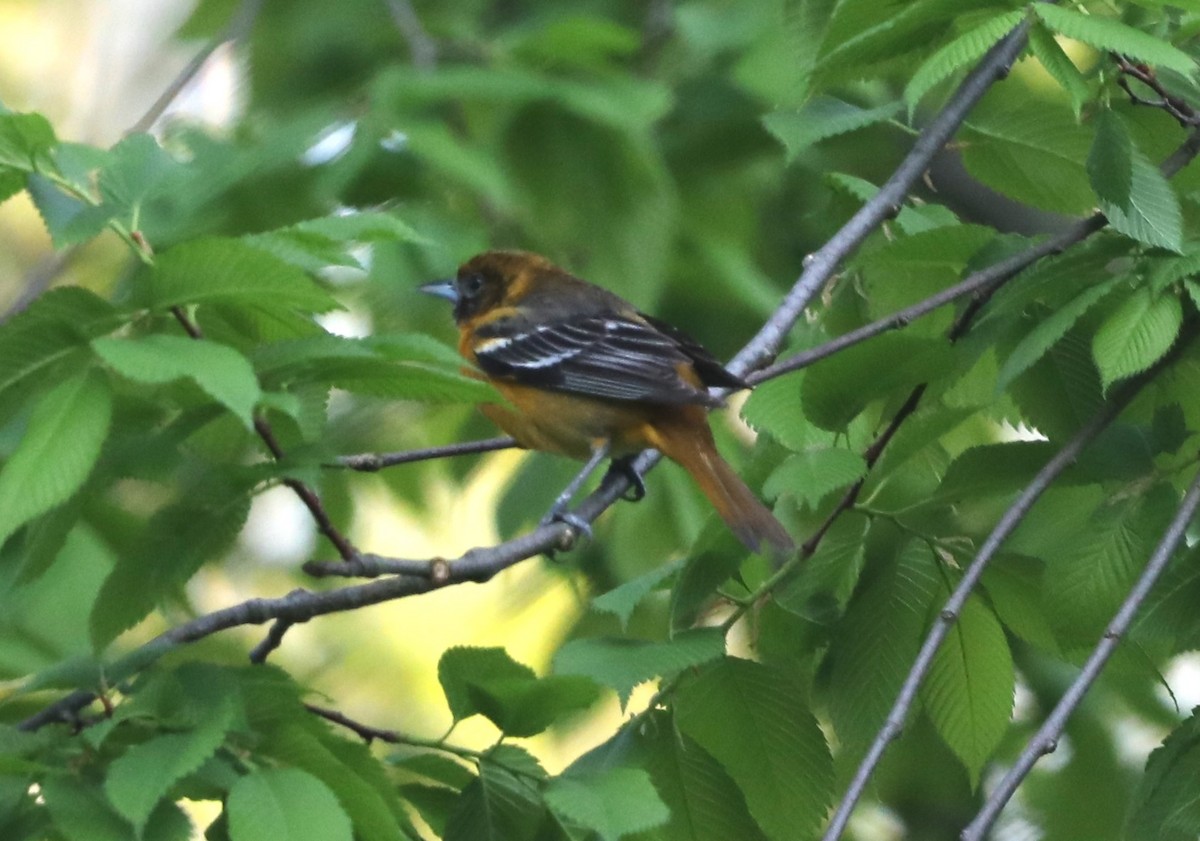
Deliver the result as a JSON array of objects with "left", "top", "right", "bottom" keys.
[{"left": 419, "top": 279, "right": 459, "bottom": 304}]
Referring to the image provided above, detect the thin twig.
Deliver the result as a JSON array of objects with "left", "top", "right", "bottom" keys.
[
  {"left": 127, "top": 0, "right": 264, "bottom": 136},
  {"left": 249, "top": 618, "right": 294, "bottom": 663},
  {"left": 818, "top": 331, "right": 1196, "bottom": 841},
  {"left": 336, "top": 436, "right": 517, "bottom": 471},
  {"left": 168, "top": 305, "right": 360, "bottom": 564},
  {"left": 961, "top": 461, "right": 1200, "bottom": 841},
  {"left": 384, "top": 0, "right": 438, "bottom": 71},
  {"left": 727, "top": 22, "right": 1032, "bottom": 377},
  {"left": 748, "top": 215, "right": 1106, "bottom": 385}
]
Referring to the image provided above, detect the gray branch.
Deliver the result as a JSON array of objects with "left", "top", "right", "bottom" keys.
[
  {"left": 960, "top": 461, "right": 1200, "bottom": 841},
  {"left": 817, "top": 332, "right": 1197, "bottom": 841}
]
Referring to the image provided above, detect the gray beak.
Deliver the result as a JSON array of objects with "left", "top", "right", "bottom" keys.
[{"left": 419, "top": 279, "right": 459, "bottom": 304}]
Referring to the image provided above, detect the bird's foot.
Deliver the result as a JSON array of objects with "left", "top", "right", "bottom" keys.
[{"left": 605, "top": 456, "right": 646, "bottom": 502}]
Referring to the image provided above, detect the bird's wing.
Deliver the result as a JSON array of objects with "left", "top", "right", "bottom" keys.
[{"left": 473, "top": 314, "right": 721, "bottom": 406}]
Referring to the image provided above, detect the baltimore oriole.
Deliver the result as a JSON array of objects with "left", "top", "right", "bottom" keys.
[{"left": 421, "top": 250, "right": 793, "bottom": 555}]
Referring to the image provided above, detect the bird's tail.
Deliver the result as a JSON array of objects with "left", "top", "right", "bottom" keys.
[{"left": 652, "top": 423, "right": 794, "bottom": 556}]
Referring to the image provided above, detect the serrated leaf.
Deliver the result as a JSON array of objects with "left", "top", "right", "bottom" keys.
[
  {"left": 1047, "top": 485, "right": 1174, "bottom": 643},
  {"left": 90, "top": 489, "right": 251, "bottom": 647},
  {"left": 1126, "top": 708, "right": 1200, "bottom": 841},
  {"left": 436, "top": 647, "right": 598, "bottom": 736},
  {"left": 592, "top": 560, "right": 682, "bottom": 631},
  {"left": 443, "top": 750, "right": 544, "bottom": 841},
  {"left": 740, "top": 375, "right": 810, "bottom": 451},
  {"left": 997, "top": 276, "right": 1124, "bottom": 391},
  {"left": 41, "top": 777, "right": 136, "bottom": 841},
  {"left": 1101, "top": 149, "right": 1183, "bottom": 252},
  {"left": 0, "top": 110, "right": 56, "bottom": 171},
  {"left": 636, "top": 714, "right": 769, "bottom": 841},
  {"left": 1092, "top": 287, "right": 1182, "bottom": 390},
  {"left": 0, "top": 286, "right": 118, "bottom": 399},
  {"left": 244, "top": 212, "right": 423, "bottom": 272},
  {"left": 1028, "top": 24, "right": 1088, "bottom": 118},
  {"left": 762, "top": 447, "right": 865, "bottom": 508},
  {"left": 919, "top": 595, "right": 1014, "bottom": 786},
  {"left": 1034, "top": 5, "right": 1196, "bottom": 76},
  {"left": 94, "top": 334, "right": 261, "bottom": 427},
  {"left": 962, "top": 99, "right": 1094, "bottom": 214},
  {"left": 762, "top": 97, "right": 902, "bottom": 161},
  {"left": 228, "top": 768, "right": 353, "bottom": 841},
  {"left": 544, "top": 767, "right": 669, "bottom": 841},
  {"left": 26, "top": 174, "right": 115, "bottom": 247},
  {"left": 263, "top": 722, "right": 414, "bottom": 841},
  {"left": 554, "top": 629, "right": 725, "bottom": 705},
  {"left": 0, "top": 369, "right": 112, "bottom": 548},
  {"left": 1088, "top": 109, "right": 1133, "bottom": 208},
  {"left": 982, "top": 557, "right": 1058, "bottom": 651},
  {"left": 802, "top": 334, "right": 952, "bottom": 430},
  {"left": 828, "top": 542, "right": 941, "bottom": 759},
  {"left": 904, "top": 10, "right": 1025, "bottom": 107},
  {"left": 675, "top": 657, "right": 832, "bottom": 841},
  {"left": 105, "top": 698, "right": 233, "bottom": 832},
  {"left": 150, "top": 238, "right": 339, "bottom": 313},
  {"left": 774, "top": 511, "right": 869, "bottom": 621}
]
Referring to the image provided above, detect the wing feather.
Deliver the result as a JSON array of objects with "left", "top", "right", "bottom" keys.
[{"left": 474, "top": 314, "right": 725, "bottom": 405}]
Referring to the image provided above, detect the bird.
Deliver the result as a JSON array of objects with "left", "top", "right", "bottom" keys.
[{"left": 421, "top": 250, "right": 793, "bottom": 555}]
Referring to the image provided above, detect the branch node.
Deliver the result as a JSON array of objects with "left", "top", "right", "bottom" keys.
[
  {"left": 939, "top": 607, "right": 957, "bottom": 622},
  {"left": 430, "top": 558, "right": 451, "bottom": 585}
]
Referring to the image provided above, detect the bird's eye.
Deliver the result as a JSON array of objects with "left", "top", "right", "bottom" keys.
[{"left": 461, "top": 274, "right": 486, "bottom": 298}]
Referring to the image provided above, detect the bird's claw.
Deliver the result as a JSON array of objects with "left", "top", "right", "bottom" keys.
[{"left": 606, "top": 457, "right": 646, "bottom": 502}]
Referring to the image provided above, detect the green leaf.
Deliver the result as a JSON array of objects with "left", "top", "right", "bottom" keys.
[
  {"left": 675, "top": 657, "right": 832, "bottom": 841},
  {"left": 105, "top": 698, "right": 233, "bottom": 832},
  {"left": 0, "top": 111, "right": 56, "bottom": 171},
  {"left": 93, "top": 334, "right": 261, "bottom": 427},
  {"left": 1092, "top": 287, "right": 1183, "bottom": 391},
  {"left": 962, "top": 99, "right": 1094, "bottom": 214},
  {"left": 1028, "top": 23, "right": 1088, "bottom": 118},
  {"left": 150, "top": 238, "right": 339, "bottom": 313},
  {"left": 1088, "top": 109, "right": 1133, "bottom": 209},
  {"left": 982, "top": 556, "right": 1058, "bottom": 651},
  {"left": 636, "top": 713, "right": 769, "bottom": 841},
  {"left": 0, "top": 369, "right": 112, "bottom": 548},
  {"left": 90, "top": 488, "right": 252, "bottom": 647},
  {"left": 554, "top": 629, "right": 726, "bottom": 705},
  {"left": 263, "top": 721, "right": 414, "bottom": 841},
  {"left": 443, "top": 750, "right": 544, "bottom": 841},
  {"left": 1126, "top": 708, "right": 1200, "bottom": 841},
  {"left": 0, "top": 286, "right": 118, "bottom": 400},
  {"left": 919, "top": 595, "right": 1014, "bottom": 786},
  {"left": 1010, "top": 328, "right": 1104, "bottom": 440},
  {"left": 762, "top": 97, "right": 902, "bottom": 162},
  {"left": 1100, "top": 149, "right": 1183, "bottom": 252},
  {"left": 243, "top": 212, "right": 424, "bottom": 272},
  {"left": 26, "top": 174, "right": 115, "bottom": 247},
  {"left": 591, "top": 560, "right": 682, "bottom": 631},
  {"left": 904, "top": 10, "right": 1025, "bottom": 107},
  {"left": 544, "top": 767, "right": 669, "bottom": 841},
  {"left": 41, "top": 777, "right": 136, "bottom": 841},
  {"left": 1046, "top": 485, "right": 1175, "bottom": 643},
  {"left": 762, "top": 447, "right": 865, "bottom": 508},
  {"left": 227, "top": 768, "right": 353, "bottom": 841},
  {"left": 828, "top": 542, "right": 941, "bottom": 758},
  {"left": 802, "top": 334, "right": 952, "bottom": 430},
  {"left": 436, "top": 647, "right": 599, "bottom": 736},
  {"left": 996, "top": 276, "right": 1124, "bottom": 391},
  {"left": 1034, "top": 5, "right": 1196, "bottom": 76},
  {"left": 774, "top": 511, "right": 869, "bottom": 620},
  {"left": 740, "top": 374, "right": 810, "bottom": 451}
]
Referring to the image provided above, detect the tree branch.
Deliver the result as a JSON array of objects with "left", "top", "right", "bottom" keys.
[
  {"left": 729, "top": 21, "right": 1032, "bottom": 376},
  {"left": 960, "top": 459, "right": 1200, "bottom": 841},
  {"left": 128, "top": 0, "right": 264, "bottom": 136},
  {"left": 335, "top": 436, "right": 517, "bottom": 471},
  {"left": 384, "top": 0, "right": 438, "bottom": 72},
  {"left": 817, "top": 330, "right": 1197, "bottom": 841}
]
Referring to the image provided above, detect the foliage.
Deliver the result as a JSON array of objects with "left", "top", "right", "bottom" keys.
[{"left": 2, "top": 2, "right": 1200, "bottom": 840}]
